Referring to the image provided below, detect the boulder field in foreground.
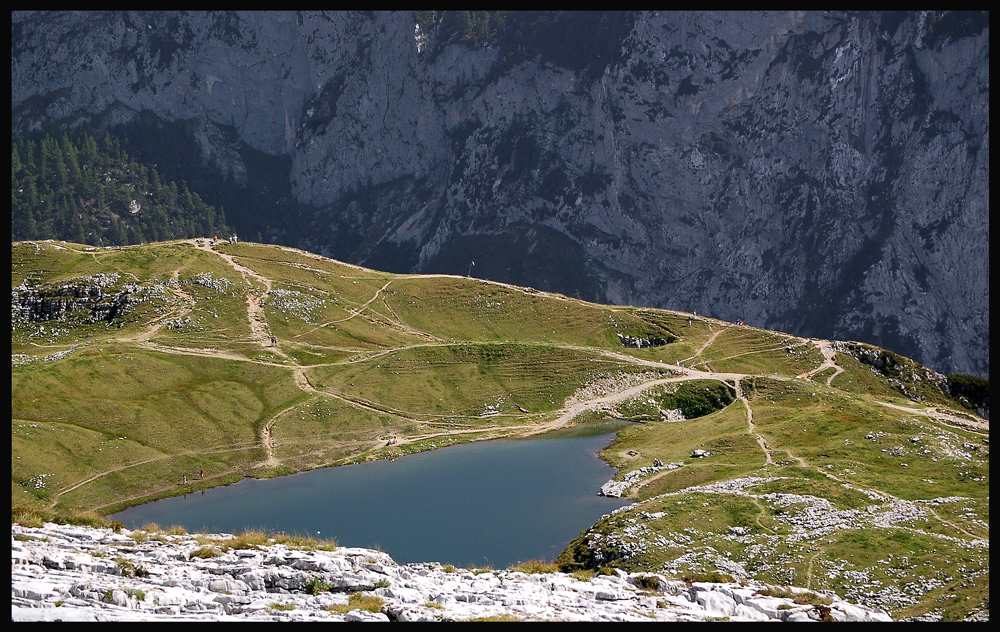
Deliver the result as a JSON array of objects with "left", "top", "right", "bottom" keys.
[{"left": 12, "top": 523, "right": 892, "bottom": 622}]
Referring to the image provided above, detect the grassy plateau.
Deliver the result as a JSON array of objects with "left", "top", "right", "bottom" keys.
[{"left": 10, "top": 239, "right": 988, "bottom": 621}]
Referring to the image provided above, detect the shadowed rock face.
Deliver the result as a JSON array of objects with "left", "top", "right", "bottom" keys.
[{"left": 11, "top": 11, "right": 989, "bottom": 377}]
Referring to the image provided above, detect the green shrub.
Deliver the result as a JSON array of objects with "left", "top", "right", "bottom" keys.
[
  {"left": 947, "top": 373, "right": 989, "bottom": 412},
  {"left": 303, "top": 577, "right": 333, "bottom": 595},
  {"left": 634, "top": 574, "right": 661, "bottom": 590},
  {"left": 115, "top": 557, "right": 148, "bottom": 578},
  {"left": 125, "top": 587, "right": 146, "bottom": 601}
]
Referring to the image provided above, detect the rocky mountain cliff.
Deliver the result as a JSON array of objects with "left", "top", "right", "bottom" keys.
[{"left": 11, "top": 11, "right": 989, "bottom": 377}]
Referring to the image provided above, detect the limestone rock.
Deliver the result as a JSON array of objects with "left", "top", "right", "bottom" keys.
[{"left": 11, "top": 522, "right": 894, "bottom": 622}]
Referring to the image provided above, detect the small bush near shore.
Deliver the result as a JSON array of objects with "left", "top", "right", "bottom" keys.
[{"left": 509, "top": 559, "right": 560, "bottom": 574}]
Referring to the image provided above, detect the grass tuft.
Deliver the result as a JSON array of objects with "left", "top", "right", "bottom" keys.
[
  {"left": 326, "top": 592, "right": 385, "bottom": 614},
  {"left": 508, "top": 559, "right": 560, "bottom": 574}
]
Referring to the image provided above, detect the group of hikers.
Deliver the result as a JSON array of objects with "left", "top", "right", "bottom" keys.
[
  {"left": 688, "top": 312, "right": 743, "bottom": 327},
  {"left": 211, "top": 234, "right": 238, "bottom": 245},
  {"left": 182, "top": 468, "right": 205, "bottom": 484},
  {"left": 686, "top": 310, "right": 745, "bottom": 326}
]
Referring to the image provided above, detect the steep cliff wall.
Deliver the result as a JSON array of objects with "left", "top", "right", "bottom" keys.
[{"left": 10, "top": 11, "right": 989, "bottom": 377}]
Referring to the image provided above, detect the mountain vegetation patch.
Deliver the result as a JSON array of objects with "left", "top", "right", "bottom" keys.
[{"left": 9, "top": 238, "right": 989, "bottom": 621}]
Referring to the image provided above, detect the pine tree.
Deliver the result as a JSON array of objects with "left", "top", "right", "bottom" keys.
[
  {"left": 71, "top": 216, "right": 86, "bottom": 244},
  {"left": 11, "top": 145, "right": 21, "bottom": 178},
  {"left": 61, "top": 132, "right": 81, "bottom": 180}
]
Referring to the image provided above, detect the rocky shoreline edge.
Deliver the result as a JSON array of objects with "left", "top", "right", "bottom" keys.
[{"left": 12, "top": 523, "right": 893, "bottom": 622}]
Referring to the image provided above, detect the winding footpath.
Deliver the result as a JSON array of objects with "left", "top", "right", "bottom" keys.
[
  {"left": 54, "top": 240, "right": 982, "bottom": 527},
  {"left": 796, "top": 340, "right": 844, "bottom": 385},
  {"left": 18, "top": 242, "right": 987, "bottom": 623},
  {"left": 195, "top": 241, "right": 277, "bottom": 350},
  {"left": 735, "top": 378, "right": 772, "bottom": 465}
]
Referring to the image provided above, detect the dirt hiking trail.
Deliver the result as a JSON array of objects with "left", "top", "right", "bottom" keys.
[{"left": 51, "top": 240, "right": 983, "bottom": 515}]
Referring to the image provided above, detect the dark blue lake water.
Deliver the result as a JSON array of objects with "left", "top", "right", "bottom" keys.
[{"left": 113, "top": 422, "right": 632, "bottom": 568}]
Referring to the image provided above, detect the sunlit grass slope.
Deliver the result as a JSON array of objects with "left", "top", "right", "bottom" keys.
[
  {"left": 10, "top": 239, "right": 988, "bottom": 621},
  {"left": 564, "top": 360, "right": 988, "bottom": 622}
]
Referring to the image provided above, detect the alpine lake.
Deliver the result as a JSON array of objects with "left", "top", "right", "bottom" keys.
[{"left": 113, "top": 421, "right": 632, "bottom": 569}]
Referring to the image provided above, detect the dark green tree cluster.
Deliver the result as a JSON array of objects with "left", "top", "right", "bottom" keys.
[
  {"left": 946, "top": 373, "right": 989, "bottom": 415},
  {"left": 12, "top": 131, "right": 229, "bottom": 246},
  {"left": 667, "top": 382, "right": 736, "bottom": 419}
]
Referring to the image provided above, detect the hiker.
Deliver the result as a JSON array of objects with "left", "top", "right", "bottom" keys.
[
  {"left": 200, "top": 468, "right": 204, "bottom": 479},
  {"left": 183, "top": 474, "right": 187, "bottom": 484}
]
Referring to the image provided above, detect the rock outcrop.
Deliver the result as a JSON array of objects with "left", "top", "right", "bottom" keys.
[
  {"left": 11, "top": 273, "right": 143, "bottom": 325},
  {"left": 11, "top": 11, "right": 989, "bottom": 377},
  {"left": 11, "top": 523, "right": 893, "bottom": 622},
  {"left": 599, "top": 462, "right": 684, "bottom": 498}
]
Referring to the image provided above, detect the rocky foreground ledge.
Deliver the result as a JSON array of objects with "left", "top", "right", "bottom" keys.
[{"left": 12, "top": 523, "right": 892, "bottom": 622}]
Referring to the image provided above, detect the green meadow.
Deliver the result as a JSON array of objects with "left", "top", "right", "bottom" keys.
[{"left": 10, "top": 239, "right": 988, "bottom": 621}]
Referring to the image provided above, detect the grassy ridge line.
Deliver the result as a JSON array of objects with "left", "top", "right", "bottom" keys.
[
  {"left": 12, "top": 239, "right": 702, "bottom": 512},
  {"left": 11, "top": 239, "right": 988, "bottom": 621}
]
